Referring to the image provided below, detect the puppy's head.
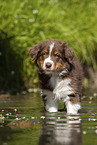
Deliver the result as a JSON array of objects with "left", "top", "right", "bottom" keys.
[{"left": 29, "top": 39, "right": 75, "bottom": 74}]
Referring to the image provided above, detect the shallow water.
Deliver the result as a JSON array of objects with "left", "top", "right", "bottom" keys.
[{"left": 0, "top": 90, "right": 97, "bottom": 145}]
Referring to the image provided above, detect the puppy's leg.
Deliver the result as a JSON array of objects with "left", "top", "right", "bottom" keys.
[
  {"left": 41, "top": 90, "right": 59, "bottom": 112},
  {"left": 65, "top": 94, "right": 81, "bottom": 114},
  {"left": 66, "top": 101, "right": 81, "bottom": 114}
]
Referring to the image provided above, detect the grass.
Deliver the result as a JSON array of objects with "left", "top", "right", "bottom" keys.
[{"left": 0, "top": 0, "right": 97, "bottom": 90}]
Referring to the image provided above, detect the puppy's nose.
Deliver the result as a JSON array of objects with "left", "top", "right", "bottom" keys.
[{"left": 46, "top": 63, "right": 52, "bottom": 68}]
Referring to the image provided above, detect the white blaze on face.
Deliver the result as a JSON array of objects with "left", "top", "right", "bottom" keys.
[
  {"left": 49, "top": 42, "right": 54, "bottom": 56},
  {"left": 43, "top": 42, "right": 55, "bottom": 70}
]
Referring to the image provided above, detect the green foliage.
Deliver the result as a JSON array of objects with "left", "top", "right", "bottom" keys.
[
  {"left": 0, "top": 30, "right": 24, "bottom": 91},
  {"left": 0, "top": 0, "right": 97, "bottom": 90}
]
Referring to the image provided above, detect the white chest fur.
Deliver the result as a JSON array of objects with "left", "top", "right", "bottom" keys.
[{"left": 49, "top": 75, "right": 73, "bottom": 101}]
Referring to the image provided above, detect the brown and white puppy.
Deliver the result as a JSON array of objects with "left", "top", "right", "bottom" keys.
[{"left": 29, "top": 39, "right": 83, "bottom": 114}]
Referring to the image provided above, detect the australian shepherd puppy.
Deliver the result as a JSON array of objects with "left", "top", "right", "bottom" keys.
[{"left": 29, "top": 39, "right": 83, "bottom": 114}]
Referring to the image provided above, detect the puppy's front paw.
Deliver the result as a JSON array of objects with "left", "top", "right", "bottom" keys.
[{"left": 46, "top": 107, "right": 58, "bottom": 112}]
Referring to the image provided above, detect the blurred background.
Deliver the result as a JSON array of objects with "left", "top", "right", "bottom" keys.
[{"left": 0, "top": 0, "right": 97, "bottom": 94}]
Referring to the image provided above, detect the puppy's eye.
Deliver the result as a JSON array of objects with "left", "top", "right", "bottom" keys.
[
  {"left": 54, "top": 53, "right": 60, "bottom": 57},
  {"left": 43, "top": 50, "right": 48, "bottom": 55},
  {"left": 54, "top": 51, "right": 59, "bottom": 57}
]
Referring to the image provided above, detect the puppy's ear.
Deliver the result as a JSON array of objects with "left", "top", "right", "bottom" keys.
[
  {"left": 62, "top": 41, "right": 75, "bottom": 64},
  {"left": 28, "top": 42, "right": 42, "bottom": 60}
]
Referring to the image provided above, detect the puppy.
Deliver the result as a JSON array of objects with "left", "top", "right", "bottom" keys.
[{"left": 29, "top": 39, "right": 83, "bottom": 114}]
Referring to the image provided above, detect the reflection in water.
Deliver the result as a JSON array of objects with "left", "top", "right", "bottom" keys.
[{"left": 39, "top": 112, "right": 82, "bottom": 145}]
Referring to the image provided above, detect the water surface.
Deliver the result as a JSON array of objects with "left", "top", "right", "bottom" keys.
[{"left": 0, "top": 90, "right": 97, "bottom": 145}]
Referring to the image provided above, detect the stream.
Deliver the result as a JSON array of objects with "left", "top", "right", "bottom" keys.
[{"left": 0, "top": 90, "right": 97, "bottom": 145}]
